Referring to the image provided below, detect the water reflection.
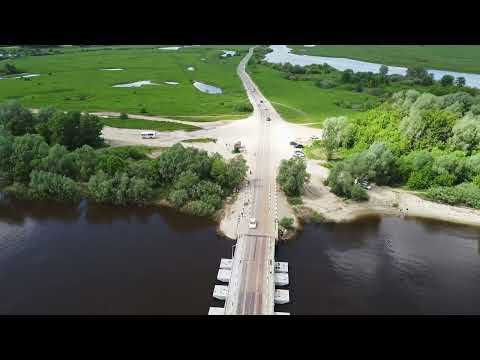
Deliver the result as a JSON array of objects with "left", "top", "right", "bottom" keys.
[
  {"left": 265, "top": 45, "right": 480, "bottom": 89},
  {"left": 0, "top": 196, "right": 228, "bottom": 314},
  {"left": 277, "top": 216, "right": 480, "bottom": 314}
]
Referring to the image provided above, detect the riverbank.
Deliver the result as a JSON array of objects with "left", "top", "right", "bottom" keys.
[{"left": 298, "top": 160, "right": 480, "bottom": 229}]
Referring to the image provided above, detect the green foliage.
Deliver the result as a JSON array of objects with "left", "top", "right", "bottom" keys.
[
  {"left": 181, "top": 200, "right": 216, "bottom": 217},
  {"left": 473, "top": 175, "right": 480, "bottom": 188},
  {"left": 169, "top": 189, "right": 190, "bottom": 208},
  {"left": 440, "top": 75, "right": 454, "bottom": 87},
  {"left": 279, "top": 217, "right": 294, "bottom": 229},
  {"left": 40, "top": 111, "right": 104, "bottom": 150},
  {"left": 0, "top": 101, "right": 36, "bottom": 136},
  {"left": 0, "top": 131, "right": 14, "bottom": 180},
  {"left": 11, "top": 134, "right": 49, "bottom": 183},
  {"left": 277, "top": 157, "right": 310, "bottom": 197},
  {"left": 327, "top": 142, "right": 397, "bottom": 199},
  {"left": 28, "top": 170, "right": 80, "bottom": 203},
  {"left": 233, "top": 102, "right": 253, "bottom": 112},
  {"left": 351, "top": 183, "right": 368, "bottom": 201},
  {"left": 450, "top": 113, "right": 480, "bottom": 154},
  {"left": 426, "top": 183, "right": 480, "bottom": 209},
  {"left": 87, "top": 170, "right": 153, "bottom": 206},
  {"left": 406, "top": 166, "right": 436, "bottom": 190},
  {"left": 127, "top": 159, "right": 160, "bottom": 185},
  {"left": 97, "top": 155, "right": 128, "bottom": 176},
  {"left": 2, "top": 63, "right": 20, "bottom": 75},
  {"left": 119, "top": 112, "right": 128, "bottom": 120},
  {"left": 322, "top": 116, "right": 355, "bottom": 159},
  {"left": 39, "top": 144, "right": 76, "bottom": 178}
]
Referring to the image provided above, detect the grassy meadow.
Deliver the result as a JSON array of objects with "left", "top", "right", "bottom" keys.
[
  {"left": 100, "top": 118, "right": 200, "bottom": 132},
  {"left": 248, "top": 64, "right": 376, "bottom": 125},
  {"left": 289, "top": 45, "right": 480, "bottom": 74},
  {"left": 0, "top": 45, "right": 253, "bottom": 118}
]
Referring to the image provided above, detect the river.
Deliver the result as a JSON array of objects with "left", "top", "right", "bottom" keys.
[
  {"left": 1, "top": 196, "right": 479, "bottom": 314},
  {"left": 264, "top": 45, "right": 480, "bottom": 89}
]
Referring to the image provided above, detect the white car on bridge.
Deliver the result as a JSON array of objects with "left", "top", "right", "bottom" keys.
[{"left": 249, "top": 218, "right": 257, "bottom": 229}]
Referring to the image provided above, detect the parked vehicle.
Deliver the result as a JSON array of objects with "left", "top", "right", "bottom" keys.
[
  {"left": 141, "top": 131, "right": 157, "bottom": 139},
  {"left": 295, "top": 144, "right": 304, "bottom": 148},
  {"left": 249, "top": 218, "right": 257, "bottom": 229},
  {"left": 290, "top": 141, "right": 298, "bottom": 146},
  {"left": 267, "top": 117, "right": 271, "bottom": 121}
]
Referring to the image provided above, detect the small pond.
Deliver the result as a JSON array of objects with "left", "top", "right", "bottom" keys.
[
  {"left": 112, "top": 80, "right": 158, "bottom": 88},
  {"left": 221, "top": 50, "right": 236, "bottom": 57},
  {"left": 193, "top": 81, "right": 222, "bottom": 94}
]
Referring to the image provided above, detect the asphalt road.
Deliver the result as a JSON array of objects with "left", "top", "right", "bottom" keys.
[{"left": 227, "top": 48, "right": 277, "bottom": 315}]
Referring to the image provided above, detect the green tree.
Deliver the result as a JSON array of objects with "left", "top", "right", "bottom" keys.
[
  {"left": 277, "top": 157, "right": 310, "bottom": 196},
  {"left": 440, "top": 74, "right": 454, "bottom": 87},
  {"left": 3, "top": 63, "right": 19, "bottom": 75},
  {"left": 455, "top": 77, "right": 466, "bottom": 87},
  {"left": 97, "top": 154, "right": 127, "bottom": 176},
  {"left": 379, "top": 64, "right": 389, "bottom": 76},
  {"left": 450, "top": 113, "right": 480, "bottom": 154},
  {"left": 29, "top": 170, "right": 80, "bottom": 203},
  {"left": 0, "top": 101, "right": 36, "bottom": 136},
  {"left": 11, "top": 134, "right": 49, "bottom": 183},
  {"left": 39, "top": 144, "right": 76, "bottom": 178},
  {"left": 0, "top": 131, "right": 14, "bottom": 180},
  {"left": 279, "top": 217, "right": 294, "bottom": 229},
  {"left": 322, "top": 116, "right": 351, "bottom": 159},
  {"left": 43, "top": 111, "right": 103, "bottom": 149}
]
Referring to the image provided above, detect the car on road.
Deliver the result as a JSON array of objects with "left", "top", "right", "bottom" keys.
[{"left": 249, "top": 218, "right": 257, "bottom": 229}]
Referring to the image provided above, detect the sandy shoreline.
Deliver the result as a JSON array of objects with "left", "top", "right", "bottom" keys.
[{"left": 300, "top": 160, "right": 480, "bottom": 229}]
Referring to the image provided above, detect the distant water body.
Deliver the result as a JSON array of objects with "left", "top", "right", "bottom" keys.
[{"left": 265, "top": 45, "right": 480, "bottom": 89}]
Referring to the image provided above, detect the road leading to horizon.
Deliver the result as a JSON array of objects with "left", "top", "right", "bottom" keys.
[{"left": 224, "top": 48, "right": 283, "bottom": 315}]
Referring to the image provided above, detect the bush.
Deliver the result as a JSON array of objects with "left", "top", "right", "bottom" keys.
[
  {"left": 234, "top": 102, "right": 253, "bottom": 112},
  {"left": 351, "top": 184, "right": 368, "bottom": 201},
  {"left": 29, "top": 170, "right": 80, "bottom": 203},
  {"left": 279, "top": 217, "right": 294, "bottom": 229},
  {"left": 287, "top": 196, "right": 303, "bottom": 205},
  {"left": 119, "top": 112, "right": 128, "bottom": 120},
  {"left": 426, "top": 183, "right": 480, "bottom": 209},
  {"left": 181, "top": 200, "right": 216, "bottom": 217},
  {"left": 315, "top": 79, "right": 336, "bottom": 89},
  {"left": 407, "top": 167, "right": 436, "bottom": 190}
]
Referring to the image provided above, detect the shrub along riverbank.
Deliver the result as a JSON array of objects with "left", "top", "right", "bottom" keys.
[
  {"left": 0, "top": 101, "right": 248, "bottom": 217},
  {"left": 314, "top": 90, "right": 480, "bottom": 208}
]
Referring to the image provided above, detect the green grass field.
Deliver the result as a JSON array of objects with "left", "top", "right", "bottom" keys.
[
  {"left": 289, "top": 45, "right": 480, "bottom": 74},
  {"left": 248, "top": 64, "right": 376, "bottom": 124},
  {"left": 0, "top": 45, "right": 253, "bottom": 117},
  {"left": 100, "top": 118, "right": 200, "bottom": 132}
]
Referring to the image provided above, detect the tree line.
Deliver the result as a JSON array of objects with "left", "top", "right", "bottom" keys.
[
  {"left": 0, "top": 102, "right": 248, "bottom": 216},
  {"left": 320, "top": 90, "right": 480, "bottom": 207}
]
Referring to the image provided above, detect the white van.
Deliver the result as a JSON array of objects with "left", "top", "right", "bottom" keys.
[{"left": 141, "top": 131, "right": 157, "bottom": 139}]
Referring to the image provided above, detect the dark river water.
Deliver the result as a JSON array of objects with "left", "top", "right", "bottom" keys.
[{"left": 1, "top": 195, "right": 479, "bottom": 315}]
